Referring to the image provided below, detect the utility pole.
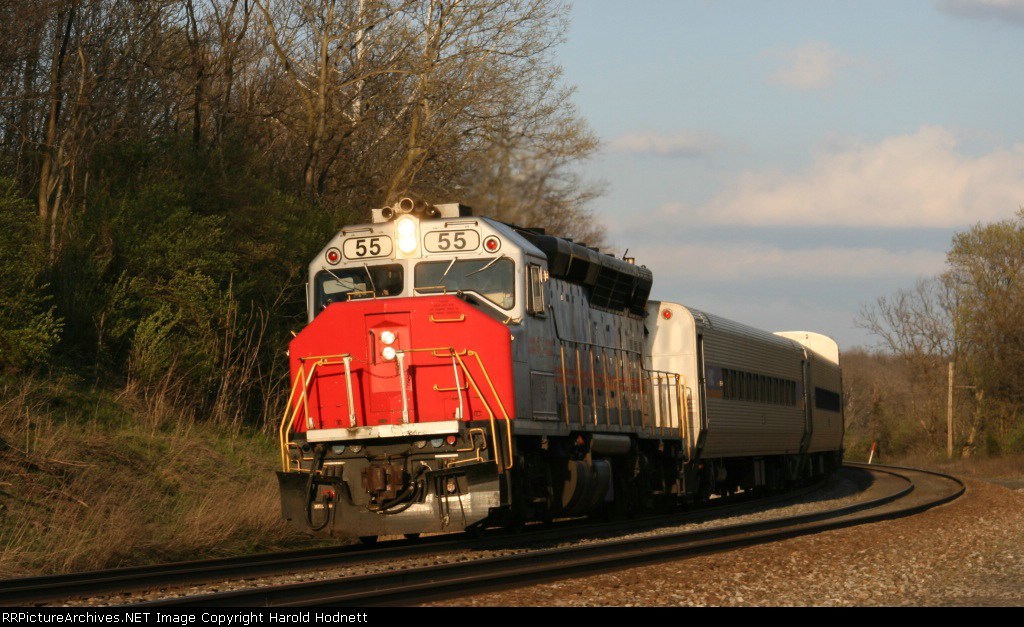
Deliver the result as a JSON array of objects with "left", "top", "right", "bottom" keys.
[
  {"left": 947, "top": 361, "right": 954, "bottom": 459},
  {"left": 871, "top": 383, "right": 878, "bottom": 446},
  {"left": 870, "top": 382, "right": 879, "bottom": 464}
]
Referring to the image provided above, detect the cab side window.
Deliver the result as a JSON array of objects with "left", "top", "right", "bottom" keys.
[{"left": 527, "top": 264, "right": 546, "bottom": 316}]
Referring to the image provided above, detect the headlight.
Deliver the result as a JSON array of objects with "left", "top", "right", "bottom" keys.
[
  {"left": 396, "top": 217, "right": 418, "bottom": 254},
  {"left": 382, "top": 346, "right": 397, "bottom": 361},
  {"left": 381, "top": 330, "right": 396, "bottom": 345}
]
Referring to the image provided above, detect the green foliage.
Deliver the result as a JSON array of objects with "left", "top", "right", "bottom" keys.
[
  {"left": 0, "top": 0, "right": 601, "bottom": 428},
  {"left": 38, "top": 137, "right": 337, "bottom": 423},
  {"left": 948, "top": 211, "right": 1024, "bottom": 411},
  {"left": 858, "top": 210, "right": 1024, "bottom": 458},
  {"left": 1006, "top": 419, "right": 1024, "bottom": 455},
  {"left": 0, "top": 180, "right": 63, "bottom": 371}
]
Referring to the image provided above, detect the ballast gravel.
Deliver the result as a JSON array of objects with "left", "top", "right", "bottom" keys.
[
  {"left": 425, "top": 478, "right": 1024, "bottom": 606},
  {"left": 63, "top": 470, "right": 1024, "bottom": 607}
]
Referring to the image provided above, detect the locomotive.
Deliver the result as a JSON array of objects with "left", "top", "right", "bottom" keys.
[{"left": 276, "top": 198, "right": 844, "bottom": 539}]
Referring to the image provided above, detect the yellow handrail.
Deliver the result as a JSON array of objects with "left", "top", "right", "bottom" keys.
[
  {"left": 278, "top": 364, "right": 306, "bottom": 471},
  {"left": 278, "top": 346, "right": 515, "bottom": 474},
  {"left": 278, "top": 355, "right": 353, "bottom": 472},
  {"left": 454, "top": 351, "right": 515, "bottom": 471}
]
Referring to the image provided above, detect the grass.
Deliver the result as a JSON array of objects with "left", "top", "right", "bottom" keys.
[
  {"left": 884, "top": 451, "right": 1024, "bottom": 482},
  {"left": 4, "top": 371, "right": 1021, "bottom": 578},
  {"left": 0, "top": 374, "right": 319, "bottom": 578}
]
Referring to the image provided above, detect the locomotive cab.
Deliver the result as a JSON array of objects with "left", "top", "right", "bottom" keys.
[{"left": 306, "top": 198, "right": 544, "bottom": 326}]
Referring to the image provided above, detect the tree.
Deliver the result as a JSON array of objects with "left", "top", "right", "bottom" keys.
[
  {"left": 856, "top": 277, "right": 956, "bottom": 446},
  {"left": 946, "top": 211, "right": 1024, "bottom": 445},
  {"left": 0, "top": 180, "right": 63, "bottom": 371},
  {"left": 459, "top": 87, "right": 606, "bottom": 245},
  {"left": 0, "top": 0, "right": 607, "bottom": 425},
  {"left": 254, "top": 0, "right": 417, "bottom": 200},
  {"left": 859, "top": 209, "right": 1024, "bottom": 455}
]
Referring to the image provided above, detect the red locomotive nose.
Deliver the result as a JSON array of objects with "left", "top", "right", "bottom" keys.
[{"left": 287, "top": 295, "right": 514, "bottom": 433}]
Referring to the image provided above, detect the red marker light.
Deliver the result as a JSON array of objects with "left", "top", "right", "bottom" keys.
[
  {"left": 445, "top": 435, "right": 457, "bottom": 446},
  {"left": 662, "top": 309, "right": 672, "bottom": 320},
  {"left": 325, "top": 248, "right": 341, "bottom": 264},
  {"left": 483, "top": 236, "right": 501, "bottom": 252}
]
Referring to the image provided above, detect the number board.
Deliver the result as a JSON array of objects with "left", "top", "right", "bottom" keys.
[
  {"left": 343, "top": 236, "right": 393, "bottom": 259},
  {"left": 423, "top": 230, "right": 480, "bottom": 253}
]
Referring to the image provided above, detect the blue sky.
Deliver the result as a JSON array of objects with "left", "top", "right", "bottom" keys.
[{"left": 558, "top": 0, "right": 1024, "bottom": 350}]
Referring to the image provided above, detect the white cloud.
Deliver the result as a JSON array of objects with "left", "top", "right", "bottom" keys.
[
  {"left": 606, "top": 130, "right": 722, "bottom": 158},
  {"left": 645, "top": 286, "right": 869, "bottom": 348},
  {"left": 699, "top": 126, "right": 1024, "bottom": 228},
  {"left": 639, "top": 243, "right": 946, "bottom": 282},
  {"left": 766, "top": 41, "right": 842, "bottom": 91},
  {"left": 934, "top": 0, "right": 1024, "bottom": 25}
]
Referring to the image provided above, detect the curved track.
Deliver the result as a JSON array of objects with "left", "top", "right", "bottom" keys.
[
  {"left": 0, "top": 464, "right": 962, "bottom": 607},
  {"left": 140, "top": 464, "right": 963, "bottom": 607},
  {"left": 0, "top": 481, "right": 821, "bottom": 606}
]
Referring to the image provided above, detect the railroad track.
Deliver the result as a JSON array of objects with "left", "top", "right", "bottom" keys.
[
  {"left": 1, "top": 464, "right": 959, "bottom": 607},
  {"left": 0, "top": 479, "right": 824, "bottom": 606},
  {"left": 139, "top": 464, "right": 962, "bottom": 607}
]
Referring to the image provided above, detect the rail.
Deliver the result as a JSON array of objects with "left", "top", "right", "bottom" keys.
[
  {"left": 134, "top": 464, "right": 965, "bottom": 607},
  {"left": 555, "top": 338, "right": 645, "bottom": 428},
  {"left": 278, "top": 354, "right": 353, "bottom": 472},
  {"left": 551, "top": 337, "right": 693, "bottom": 443},
  {"left": 649, "top": 370, "right": 693, "bottom": 450},
  {"left": 0, "top": 475, "right": 831, "bottom": 606}
]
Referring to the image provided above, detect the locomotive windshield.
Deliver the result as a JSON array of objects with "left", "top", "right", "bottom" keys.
[
  {"left": 315, "top": 264, "right": 404, "bottom": 310},
  {"left": 414, "top": 258, "right": 515, "bottom": 310}
]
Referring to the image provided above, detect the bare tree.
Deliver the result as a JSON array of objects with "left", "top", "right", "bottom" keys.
[
  {"left": 254, "top": 0, "right": 416, "bottom": 200},
  {"left": 380, "top": 0, "right": 571, "bottom": 200},
  {"left": 460, "top": 79, "right": 606, "bottom": 245},
  {"left": 36, "top": 0, "right": 78, "bottom": 252},
  {"left": 857, "top": 276, "right": 958, "bottom": 364}
]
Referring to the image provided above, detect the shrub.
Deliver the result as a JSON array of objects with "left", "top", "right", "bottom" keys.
[{"left": 0, "top": 180, "right": 63, "bottom": 371}]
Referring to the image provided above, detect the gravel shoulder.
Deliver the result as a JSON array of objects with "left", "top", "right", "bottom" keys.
[
  {"left": 66, "top": 468, "right": 1010, "bottom": 607},
  {"left": 427, "top": 478, "right": 1024, "bottom": 606},
  {"left": 66, "top": 470, "right": 879, "bottom": 606}
]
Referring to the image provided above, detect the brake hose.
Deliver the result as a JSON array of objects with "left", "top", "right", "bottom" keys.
[{"left": 305, "top": 445, "right": 332, "bottom": 532}]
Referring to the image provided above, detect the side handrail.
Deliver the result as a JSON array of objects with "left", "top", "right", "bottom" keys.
[
  {"left": 279, "top": 347, "right": 515, "bottom": 474},
  {"left": 397, "top": 347, "right": 515, "bottom": 472},
  {"left": 278, "top": 354, "right": 353, "bottom": 472},
  {"left": 382, "top": 348, "right": 512, "bottom": 471},
  {"left": 465, "top": 350, "right": 514, "bottom": 470}
]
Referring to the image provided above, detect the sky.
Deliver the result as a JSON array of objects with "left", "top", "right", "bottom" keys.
[{"left": 558, "top": 0, "right": 1024, "bottom": 350}]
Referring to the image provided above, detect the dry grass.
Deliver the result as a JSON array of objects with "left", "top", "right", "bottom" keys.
[
  {"left": 886, "top": 451, "right": 1024, "bottom": 482},
  {"left": 0, "top": 374, "right": 315, "bottom": 578}
]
